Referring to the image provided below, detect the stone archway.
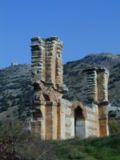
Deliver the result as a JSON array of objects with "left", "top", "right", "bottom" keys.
[
  {"left": 72, "top": 102, "right": 87, "bottom": 139},
  {"left": 75, "top": 107, "right": 85, "bottom": 138}
]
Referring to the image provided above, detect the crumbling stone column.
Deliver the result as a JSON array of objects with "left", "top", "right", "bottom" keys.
[
  {"left": 96, "top": 68, "right": 109, "bottom": 136},
  {"left": 31, "top": 37, "right": 63, "bottom": 84},
  {"left": 31, "top": 36, "right": 66, "bottom": 139},
  {"left": 31, "top": 37, "right": 45, "bottom": 82},
  {"left": 85, "top": 68, "right": 109, "bottom": 104},
  {"left": 86, "top": 68, "right": 97, "bottom": 102},
  {"left": 45, "top": 39, "right": 56, "bottom": 83},
  {"left": 56, "top": 40, "right": 63, "bottom": 83},
  {"left": 102, "top": 69, "right": 109, "bottom": 102},
  {"left": 85, "top": 67, "right": 109, "bottom": 137},
  {"left": 97, "top": 68, "right": 109, "bottom": 103}
]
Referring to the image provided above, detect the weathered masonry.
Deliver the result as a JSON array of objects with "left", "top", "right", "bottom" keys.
[{"left": 30, "top": 36, "right": 109, "bottom": 140}]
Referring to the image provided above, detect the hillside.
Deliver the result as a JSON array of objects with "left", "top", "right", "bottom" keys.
[
  {"left": 0, "top": 64, "right": 33, "bottom": 121},
  {"left": 0, "top": 53, "right": 120, "bottom": 121}
]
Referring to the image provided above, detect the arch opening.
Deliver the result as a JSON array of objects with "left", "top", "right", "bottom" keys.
[{"left": 74, "top": 106, "right": 85, "bottom": 138}]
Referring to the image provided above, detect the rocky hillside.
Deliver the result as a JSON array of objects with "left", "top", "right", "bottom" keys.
[
  {"left": 0, "top": 53, "right": 120, "bottom": 121},
  {"left": 0, "top": 64, "right": 33, "bottom": 121},
  {"left": 63, "top": 53, "right": 120, "bottom": 106}
]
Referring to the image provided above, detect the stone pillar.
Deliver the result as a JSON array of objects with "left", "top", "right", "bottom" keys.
[
  {"left": 86, "top": 69, "right": 97, "bottom": 102},
  {"left": 45, "top": 103, "right": 59, "bottom": 140},
  {"left": 98, "top": 104, "right": 108, "bottom": 136},
  {"left": 97, "top": 69, "right": 109, "bottom": 103},
  {"left": 52, "top": 105, "right": 58, "bottom": 139},
  {"left": 57, "top": 106, "right": 61, "bottom": 138},
  {"left": 45, "top": 38, "right": 57, "bottom": 83},
  {"left": 102, "top": 70, "right": 109, "bottom": 102},
  {"left": 56, "top": 40, "right": 63, "bottom": 83},
  {"left": 45, "top": 37, "right": 63, "bottom": 84},
  {"left": 45, "top": 105, "right": 53, "bottom": 139},
  {"left": 31, "top": 36, "right": 65, "bottom": 140},
  {"left": 97, "top": 68, "right": 109, "bottom": 137},
  {"left": 40, "top": 105, "right": 46, "bottom": 139},
  {"left": 31, "top": 37, "right": 45, "bottom": 82}
]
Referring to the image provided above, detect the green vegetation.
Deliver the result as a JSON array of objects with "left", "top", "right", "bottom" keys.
[
  {"left": 51, "top": 135, "right": 120, "bottom": 160},
  {"left": 0, "top": 120, "right": 55, "bottom": 160},
  {"left": 109, "top": 119, "right": 120, "bottom": 135},
  {"left": 0, "top": 120, "right": 120, "bottom": 160}
]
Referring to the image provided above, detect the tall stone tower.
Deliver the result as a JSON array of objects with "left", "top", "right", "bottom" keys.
[
  {"left": 31, "top": 36, "right": 67, "bottom": 139},
  {"left": 86, "top": 68, "right": 109, "bottom": 136},
  {"left": 86, "top": 68, "right": 109, "bottom": 103}
]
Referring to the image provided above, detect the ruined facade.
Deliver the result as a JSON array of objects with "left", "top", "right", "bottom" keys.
[{"left": 30, "top": 36, "right": 109, "bottom": 140}]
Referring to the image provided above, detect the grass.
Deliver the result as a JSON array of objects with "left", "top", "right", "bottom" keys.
[{"left": 50, "top": 134, "right": 120, "bottom": 160}]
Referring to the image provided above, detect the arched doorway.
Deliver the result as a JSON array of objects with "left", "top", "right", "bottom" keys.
[{"left": 74, "top": 107, "right": 85, "bottom": 138}]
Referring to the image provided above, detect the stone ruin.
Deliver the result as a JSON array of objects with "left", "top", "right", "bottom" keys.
[
  {"left": 30, "top": 36, "right": 109, "bottom": 140},
  {"left": 11, "top": 62, "right": 18, "bottom": 66}
]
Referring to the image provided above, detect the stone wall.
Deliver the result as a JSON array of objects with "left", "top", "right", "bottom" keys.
[
  {"left": 60, "top": 99, "right": 74, "bottom": 139},
  {"left": 85, "top": 104, "right": 99, "bottom": 137}
]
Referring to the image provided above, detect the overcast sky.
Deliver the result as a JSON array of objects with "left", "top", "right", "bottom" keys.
[{"left": 0, "top": 0, "right": 120, "bottom": 68}]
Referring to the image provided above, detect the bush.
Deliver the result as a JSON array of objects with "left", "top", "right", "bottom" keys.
[
  {"left": 109, "top": 119, "right": 120, "bottom": 135},
  {"left": 0, "top": 120, "right": 56, "bottom": 160}
]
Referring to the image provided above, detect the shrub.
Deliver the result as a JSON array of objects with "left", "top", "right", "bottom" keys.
[
  {"left": 109, "top": 119, "right": 120, "bottom": 135},
  {"left": 0, "top": 120, "right": 55, "bottom": 160}
]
